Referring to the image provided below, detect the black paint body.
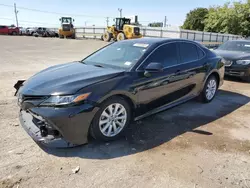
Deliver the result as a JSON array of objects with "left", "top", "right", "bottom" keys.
[{"left": 17, "top": 38, "right": 224, "bottom": 147}]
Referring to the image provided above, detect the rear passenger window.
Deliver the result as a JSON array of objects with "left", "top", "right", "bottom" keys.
[
  {"left": 179, "top": 43, "right": 199, "bottom": 63},
  {"left": 143, "top": 43, "right": 178, "bottom": 68},
  {"left": 197, "top": 47, "right": 205, "bottom": 59}
]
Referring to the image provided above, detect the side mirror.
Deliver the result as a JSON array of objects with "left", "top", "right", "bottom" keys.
[
  {"left": 73, "top": 19, "right": 75, "bottom": 22},
  {"left": 59, "top": 18, "right": 61, "bottom": 21},
  {"left": 144, "top": 62, "right": 163, "bottom": 77}
]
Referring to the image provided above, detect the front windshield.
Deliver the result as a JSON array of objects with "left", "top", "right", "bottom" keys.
[
  {"left": 218, "top": 41, "right": 250, "bottom": 52},
  {"left": 62, "top": 18, "right": 72, "bottom": 24},
  {"left": 81, "top": 41, "right": 150, "bottom": 70}
]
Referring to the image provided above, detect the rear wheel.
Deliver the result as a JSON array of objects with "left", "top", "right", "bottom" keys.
[
  {"left": 117, "top": 32, "right": 126, "bottom": 41},
  {"left": 71, "top": 33, "right": 76, "bottom": 39},
  {"left": 103, "top": 31, "right": 112, "bottom": 42},
  {"left": 199, "top": 75, "right": 218, "bottom": 103},
  {"left": 12, "top": 31, "right": 17, "bottom": 35},
  {"left": 90, "top": 97, "right": 131, "bottom": 141}
]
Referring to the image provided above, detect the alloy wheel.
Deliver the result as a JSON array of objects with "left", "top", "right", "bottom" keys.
[
  {"left": 205, "top": 79, "right": 217, "bottom": 100},
  {"left": 99, "top": 103, "right": 127, "bottom": 137}
]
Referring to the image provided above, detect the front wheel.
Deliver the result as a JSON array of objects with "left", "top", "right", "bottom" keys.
[
  {"left": 90, "top": 97, "right": 131, "bottom": 141},
  {"left": 199, "top": 75, "right": 218, "bottom": 103},
  {"left": 117, "top": 32, "right": 126, "bottom": 41}
]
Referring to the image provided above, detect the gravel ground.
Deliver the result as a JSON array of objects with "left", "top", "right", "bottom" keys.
[{"left": 0, "top": 36, "right": 250, "bottom": 188}]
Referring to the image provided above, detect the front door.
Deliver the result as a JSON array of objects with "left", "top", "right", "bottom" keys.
[{"left": 133, "top": 43, "right": 188, "bottom": 115}]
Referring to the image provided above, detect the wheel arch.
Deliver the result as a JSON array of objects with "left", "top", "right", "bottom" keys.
[
  {"left": 97, "top": 92, "right": 136, "bottom": 111},
  {"left": 201, "top": 70, "right": 221, "bottom": 93}
]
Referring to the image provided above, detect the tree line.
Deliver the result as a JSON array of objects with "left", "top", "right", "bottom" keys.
[{"left": 182, "top": 1, "right": 250, "bottom": 37}]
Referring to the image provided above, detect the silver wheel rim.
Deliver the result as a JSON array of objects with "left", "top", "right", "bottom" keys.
[
  {"left": 99, "top": 103, "right": 127, "bottom": 137},
  {"left": 206, "top": 79, "right": 217, "bottom": 100}
]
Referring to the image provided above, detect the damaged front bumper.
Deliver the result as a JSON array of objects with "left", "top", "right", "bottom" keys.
[
  {"left": 18, "top": 102, "right": 98, "bottom": 148},
  {"left": 19, "top": 110, "right": 76, "bottom": 148}
]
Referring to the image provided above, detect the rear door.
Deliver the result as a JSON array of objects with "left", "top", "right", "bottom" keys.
[{"left": 177, "top": 42, "right": 207, "bottom": 95}]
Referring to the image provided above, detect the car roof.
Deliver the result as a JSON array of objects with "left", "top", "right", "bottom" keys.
[
  {"left": 226, "top": 39, "right": 250, "bottom": 42},
  {"left": 119, "top": 38, "right": 199, "bottom": 45}
]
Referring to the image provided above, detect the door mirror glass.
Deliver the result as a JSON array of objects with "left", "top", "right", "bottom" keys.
[
  {"left": 144, "top": 62, "right": 163, "bottom": 77},
  {"left": 145, "top": 62, "right": 163, "bottom": 72}
]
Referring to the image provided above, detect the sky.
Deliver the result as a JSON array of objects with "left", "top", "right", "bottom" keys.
[{"left": 0, "top": 0, "right": 234, "bottom": 28}]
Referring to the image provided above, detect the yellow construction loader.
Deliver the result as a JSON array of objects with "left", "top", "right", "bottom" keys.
[
  {"left": 58, "top": 17, "right": 76, "bottom": 39},
  {"left": 102, "top": 17, "right": 142, "bottom": 42}
]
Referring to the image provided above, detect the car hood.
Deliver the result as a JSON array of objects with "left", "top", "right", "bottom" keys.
[
  {"left": 214, "top": 49, "right": 250, "bottom": 60},
  {"left": 19, "top": 62, "right": 124, "bottom": 95}
]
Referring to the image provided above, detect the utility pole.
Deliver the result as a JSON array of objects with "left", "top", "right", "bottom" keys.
[
  {"left": 164, "top": 16, "right": 167, "bottom": 27},
  {"left": 14, "top": 3, "right": 19, "bottom": 27},
  {"left": 118, "top": 8, "right": 122, "bottom": 18},
  {"left": 106, "top": 17, "right": 109, "bottom": 26}
]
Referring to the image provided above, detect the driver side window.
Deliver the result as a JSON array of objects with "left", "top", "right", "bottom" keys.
[{"left": 142, "top": 43, "right": 178, "bottom": 69}]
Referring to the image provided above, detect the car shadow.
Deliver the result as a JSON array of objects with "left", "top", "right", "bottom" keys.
[{"left": 42, "top": 89, "right": 250, "bottom": 159}]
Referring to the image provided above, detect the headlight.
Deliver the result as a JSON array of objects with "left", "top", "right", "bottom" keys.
[
  {"left": 40, "top": 93, "right": 91, "bottom": 106},
  {"left": 236, "top": 60, "right": 250, "bottom": 65}
]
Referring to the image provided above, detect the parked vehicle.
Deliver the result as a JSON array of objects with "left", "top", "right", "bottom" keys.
[
  {"left": 8, "top": 26, "right": 19, "bottom": 35},
  {"left": 58, "top": 17, "right": 75, "bottom": 39},
  {"left": 214, "top": 40, "right": 250, "bottom": 82},
  {"left": 102, "top": 17, "right": 142, "bottom": 42},
  {"left": 25, "top": 27, "right": 37, "bottom": 36},
  {"left": 0, "top": 25, "right": 19, "bottom": 35},
  {"left": 33, "top": 27, "right": 58, "bottom": 37},
  {"left": 18, "top": 27, "right": 26, "bottom": 35},
  {"left": 14, "top": 38, "right": 224, "bottom": 147}
]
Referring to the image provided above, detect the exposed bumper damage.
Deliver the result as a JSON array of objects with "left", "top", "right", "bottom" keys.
[
  {"left": 19, "top": 102, "right": 99, "bottom": 148},
  {"left": 19, "top": 110, "right": 76, "bottom": 148},
  {"left": 15, "top": 78, "right": 99, "bottom": 148}
]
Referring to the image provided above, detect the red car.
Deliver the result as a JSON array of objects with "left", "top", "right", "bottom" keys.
[{"left": 0, "top": 25, "right": 19, "bottom": 35}]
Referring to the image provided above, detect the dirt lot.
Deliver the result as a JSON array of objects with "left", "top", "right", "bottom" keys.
[{"left": 0, "top": 36, "right": 250, "bottom": 188}]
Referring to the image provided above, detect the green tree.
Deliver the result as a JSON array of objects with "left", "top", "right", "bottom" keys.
[
  {"left": 204, "top": 2, "right": 250, "bottom": 37},
  {"left": 182, "top": 8, "right": 209, "bottom": 31}
]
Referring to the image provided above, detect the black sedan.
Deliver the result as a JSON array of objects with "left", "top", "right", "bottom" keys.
[
  {"left": 15, "top": 38, "right": 224, "bottom": 147},
  {"left": 214, "top": 40, "right": 250, "bottom": 82}
]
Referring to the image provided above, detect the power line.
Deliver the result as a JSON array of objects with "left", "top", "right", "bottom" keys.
[
  {"left": 0, "top": 3, "right": 115, "bottom": 19},
  {"left": 0, "top": 17, "right": 58, "bottom": 26}
]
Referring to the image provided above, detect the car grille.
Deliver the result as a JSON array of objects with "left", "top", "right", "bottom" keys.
[
  {"left": 18, "top": 94, "right": 48, "bottom": 108},
  {"left": 134, "top": 27, "right": 140, "bottom": 35},
  {"left": 21, "top": 95, "right": 48, "bottom": 101}
]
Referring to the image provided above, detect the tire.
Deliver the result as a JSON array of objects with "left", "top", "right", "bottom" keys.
[
  {"left": 71, "top": 33, "right": 76, "bottom": 39},
  {"left": 199, "top": 75, "right": 218, "bottom": 103},
  {"left": 117, "top": 32, "right": 126, "bottom": 41},
  {"left": 103, "top": 31, "right": 112, "bottom": 42},
  {"left": 90, "top": 97, "right": 131, "bottom": 141},
  {"left": 12, "top": 31, "right": 17, "bottom": 35}
]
